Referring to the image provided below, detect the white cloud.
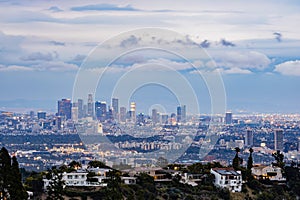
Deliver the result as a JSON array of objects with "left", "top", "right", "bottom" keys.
[
  {"left": 274, "top": 60, "right": 300, "bottom": 76},
  {"left": 32, "top": 61, "right": 78, "bottom": 72},
  {"left": 212, "top": 50, "right": 271, "bottom": 70},
  {"left": 0, "top": 65, "right": 33, "bottom": 72},
  {"left": 217, "top": 67, "right": 252, "bottom": 75}
]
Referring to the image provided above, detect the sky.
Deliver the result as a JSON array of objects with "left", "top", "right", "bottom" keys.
[{"left": 0, "top": 0, "right": 300, "bottom": 114}]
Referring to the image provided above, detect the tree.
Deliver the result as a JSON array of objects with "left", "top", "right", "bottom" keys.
[
  {"left": 8, "top": 156, "right": 28, "bottom": 200},
  {"left": 232, "top": 147, "right": 243, "bottom": 170},
  {"left": 46, "top": 169, "right": 65, "bottom": 200},
  {"left": 0, "top": 147, "right": 28, "bottom": 200},
  {"left": 88, "top": 160, "right": 108, "bottom": 168},
  {"left": 68, "top": 160, "right": 82, "bottom": 170},
  {"left": 272, "top": 150, "right": 285, "bottom": 169},
  {"left": 247, "top": 148, "right": 253, "bottom": 170}
]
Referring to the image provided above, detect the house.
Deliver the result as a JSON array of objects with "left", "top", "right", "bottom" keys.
[
  {"left": 251, "top": 165, "right": 286, "bottom": 182},
  {"left": 121, "top": 176, "right": 137, "bottom": 185},
  {"left": 180, "top": 173, "right": 203, "bottom": 186},
  {"left": 210, "top": 168, "right": 242, "bottom": 192},
  {"left": 43, "top": 168, "right": 111, "bottom": 190}
]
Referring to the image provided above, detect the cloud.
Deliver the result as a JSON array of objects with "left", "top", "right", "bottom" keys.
[
  {"left": 49, "top": 41, "right": 65, "bottom": 46},
  {"left": 213, "top": 51, "right": 271, "bottom": 70},
  {"left": 273, "top": 32, "right": 282, "bottom": 42},
  {"left": 32, "top": 61, "right": 78, "bottom": 72},
  {"left": 48, "top": 6, "right": 63, "bottom": 12},
  {"left": 0, "top": 64, "right": 33, "bottom": 72},
  {"left": 274, "top": 60, "right": 300, "bottom": 76},
  {"left": 120, "top": 35, "right": 141, "bottom": 48},
  {"left": 217, "top": 67, "right": 252, "bottom": 74},
  {"left": 0, "top": 61, "right": 78, "bottom": 72},
  {"left": 72, "top": 54, "right": 86, "bottom": 62},
  {"left": 200, "top": 40, "right": 210, "bottom": 48},
  {"left": 21, "top": 52, "right": 54, "bottom": 61},
  {"left": 71, "top": 4, "right": 139, "bottom": 12},
  {"left": 220, "top": 39, "right": 235, "bottom": 47}
]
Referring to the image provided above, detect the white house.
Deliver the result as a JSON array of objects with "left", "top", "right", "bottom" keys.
[
  {"left": 210, "top": 168, "right": 242, "bottom": 192},
  {"left": 251, "top": 165, "right": 286, "bottom": 182},
  {"left": 43, "top": 168, "right": 111, "bottom": 190}
]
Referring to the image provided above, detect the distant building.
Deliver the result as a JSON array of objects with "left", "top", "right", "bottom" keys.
[
  {"left": 112, "top": 98, "right": 119, "bottom": 120},
  {"left": 251, "top": 165, "right": 286, "bottom": 182},
  {"left": 58, "top": 98, "right": 72, "bottom": 119},
  {"left": 130, "top": 102, "right": 136, "bottom": 122},
  {"left": 274, "top": 129, "right": 284, "bottom": 151},
  {"left": 152, "top": 109, "right": 159, "bottom": 124},
  {"left": 37, "top": 111, "right": 46, "bottom": 120},
  {"left": 176, "top": 105, "right": 187, "bottom": 123},
  {"left": 29, "top": 111, "right": 35, "bottom": 119},
  {"left": 177, "top": 106, "right": 182, "bottom": 122},
  {"left": 225, "top": 112, "right": 232, "bottom": 124},
  {"left": 87, "top": 94, "right": 94, "bottom": 117},
  {"left": 71, "top": 105, "right": 78, "bottom": 122},
  {"left": 120, "top": 107, "right": 127, "bottom": 122},
  {"left": 245, "top": 128, "right": 254, "bottom": 147},
  {"left": 77, "top": 99, "right": 84, "bottom": 119},
  {"left": 95, "top": 101, "right": 107, "bottom": 122},
  {"left": 210, "top": 168, "right": 242, "bottom": 192}
]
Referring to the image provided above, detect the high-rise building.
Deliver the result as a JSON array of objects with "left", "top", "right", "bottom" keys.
[
  {"left": 95, "top": 101, "right": 107, "bottom": 122},
  {"left": 177, "top": 105, "right": 187, "bottom": 123},
  {"left": 37, "top": 111, "right": 46, "bottom": 120},
  {"left": 245, "top": 128, "right": 254, "bottom": 147},
  {"left": 274, "top": 129, "right": 284, "bottom": 151},
  {"left": 130, "top": 102, "right": 136, "bottom": 122},
  {"left": 177, "top": 106, "right": 182, "bottom": 122},
  {"left": 181, "top": 105, "right": 186, "bottom": 122},
  {"left": 87, "top": 94, "right": 94, "bottom": 117},
  {"left": 225, "top": 112, "right": 232, "bottom": 124},
  {"left": 71, "top": 103, "right": 78, "bottom": 122},
  {"left": 58, "top": 99, "right": 72, "bottom": 119},
  {"left": 112, "top": 98, "right": 119, "bottom": 120},
  {"left": 120, "top": 107, "right": 126, "bottom": 122},
  {"left": 152, "top": 109, "right": 159, "bottom": 124},
  {"left": 77, "top": 99, "right": 84, "bottom": 119}
]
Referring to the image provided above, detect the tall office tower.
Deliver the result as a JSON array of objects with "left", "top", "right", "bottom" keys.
[
  {"left": 274, "top": 129, "right": 284, "bottom": 151},
  {"left": 37, "top": 111, "right": 46, "bottom": 120},
  {"left": 87, "top": 94, "right": 94, "bottom": 117},
  {"left": 77, "top": 99, "right": 84, "bottom": 119},
  {"left": 56, "top": 116, "right": 62, "bottom": 130},
  {"left": 58, "top": 99, "right": 72, "bottom": 120},
  {"left": 130, "top": 102, "right": 136, "bottom": 122},
  {"left": 176, "top": 106, "right": 182, "bottom": 122},
  {"left": 120, "top": 107, "right": 127, "bottom": 122},
  {"left": 152, "top": 109, "right": 159, "bottom": 124},
  {"left": 95, "top": 101, "right": 107, "bottom": 122},
  {"left": 181, "top": 105, "right": 186, "bottom": 122},
  {"left": 225, "top": 112, "right": 232, "bottom": 124},
  {"left": 112, "top": 98, "right": 119, "bottom": 120},
  {"left": 161, "top": 114, "right": 169, "bottom": 124},
  {"left": 245, "top": 128, "right": 254, "bottom": 147},
  {"left": 71, "top": 103, "right": 78, "bottom": 122}
]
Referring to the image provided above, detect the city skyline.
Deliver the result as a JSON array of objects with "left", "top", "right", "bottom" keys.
[{"left": 0, "top": 1, "right": 300, "bottom": 114}]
